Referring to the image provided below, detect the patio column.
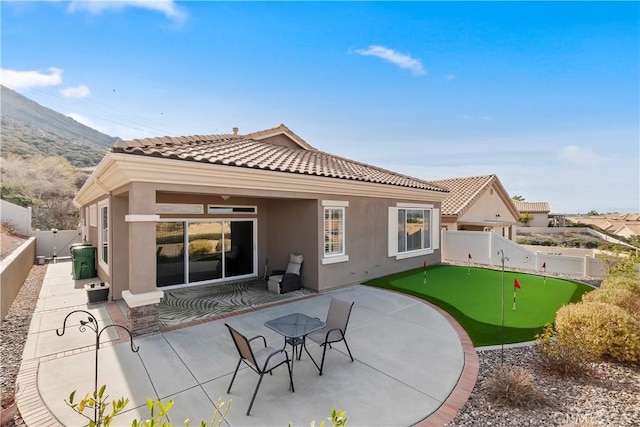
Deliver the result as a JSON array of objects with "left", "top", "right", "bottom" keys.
[{"left": 121, "top": 182, "right": 163, "bottom": 336}]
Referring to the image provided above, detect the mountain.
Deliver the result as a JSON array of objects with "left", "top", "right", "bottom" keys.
[{"left": 1, "top": 85, "right": 118, "bottom": 167}]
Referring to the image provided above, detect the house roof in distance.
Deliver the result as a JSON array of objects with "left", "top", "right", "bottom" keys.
[
  {"left": 112, "top": 124, "right": 448, "bottom": 193},
  {"left": 513, "top": 200, "right": 551, "bottom": 213},
  {"left": 430, "top": 174, "right": 518, "bottom": 218}
]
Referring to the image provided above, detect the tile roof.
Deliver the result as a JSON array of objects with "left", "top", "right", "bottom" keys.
[
  {"left": 513, "top": 201, "right": 551, "bottom": 213},
  {"left": 112, "top": 128, "right": 448, "bottom": 192},
  {"left": 430, "top": 174, "right": 500, "bottom": 216}
]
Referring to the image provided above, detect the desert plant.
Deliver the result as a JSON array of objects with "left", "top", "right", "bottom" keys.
[
  {"left": 599, "top": 273, "right": 640, "bottom": 294},
  {"left": 67, "top": 386, "right": 232, "bottom": 427},
  {"left": 482, "top": 365, "right": 549, "bottom": 408},
  {"left": 597, "top": 251, "right": 640, "bottom": 278},
  {"left": 188, "top": 240, "right": 214, "bottom": 256},
  {"left": 535, "top": 323, "right": 594, "bottom": 378},
  {"left": 555, "top": 302, "right": 640, "bottom": 362},
  {"left": 582, "top": 287, "right": 640, "bottom": 321},
  {"left": 131, "top": 397, "right": 231, "bottom": 427},
  {"left": 66, "top": 385, "right": 130, "bottom": 427},
  {"left": 288, "top": 409, "right": 349, "bottom": 427}
]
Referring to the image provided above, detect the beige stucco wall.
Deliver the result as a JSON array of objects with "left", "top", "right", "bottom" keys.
[
  {"left": 459, "top": 185, "right": 517, "bottom": 223},
  {"left": 267, "top": 198, "right": 319, "bottom": 290},
  {"left": 79, "top": 178, "right": 445, "bottom": 297},
  {"left": 317, "top": 196, "right": 442, "bottom": 291}
]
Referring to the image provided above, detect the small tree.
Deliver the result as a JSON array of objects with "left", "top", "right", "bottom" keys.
[
  {"left": 511, "top": 195, "right": 525, "bottom": 201},
  {"left": 1, "top": 154, "right": 81, "bottom": 229},
  {"left": 518, "top": 213, "right": 534, "bottom": 227}
]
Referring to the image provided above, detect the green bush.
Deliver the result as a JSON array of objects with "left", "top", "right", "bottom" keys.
[
  {"left": 582, "top": 287, "right": 640, "bottom": 321},
  {"left": 555, "top": 302, "right": 640, "bottom": 362},
  {"left": 535, "top": 323, "right": 593, "bottom": 378}
]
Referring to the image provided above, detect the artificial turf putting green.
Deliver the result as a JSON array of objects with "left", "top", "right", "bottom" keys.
[{"left": 364, "top": 264, "right": 594, "bottom": 346}]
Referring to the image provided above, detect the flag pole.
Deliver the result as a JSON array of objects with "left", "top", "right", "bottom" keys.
[
  {"left": 467, "top": 253, "right": 471, "bottom": 275},
  {"left": 512, "top": 287, "right": 516, "bottom": 310},
  {"left": 497, "top": 249, "right": 508, "bottom": 364},
  {"left": 423, "top": 261, "right": 427, "bottom": 284}
]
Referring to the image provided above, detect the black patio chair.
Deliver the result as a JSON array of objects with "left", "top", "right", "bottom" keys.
[
  {"left": 267, "top": 254, "right": 303, "bottom": 294},
  {"left": 225, "top": 323, "right": 294, "bottom": 415}
]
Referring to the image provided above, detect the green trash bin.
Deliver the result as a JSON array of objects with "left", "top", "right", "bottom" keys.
[{"left": 72, "top": 245, "right": 96, "bottom": 280}]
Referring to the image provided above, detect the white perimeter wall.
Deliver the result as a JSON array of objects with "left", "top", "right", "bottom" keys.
[
  {"left": 1, "top": 199, "right": 32, "bottom": 235},
  {"left": 442, "top": 230, "right": 605, "bottom": 278}
]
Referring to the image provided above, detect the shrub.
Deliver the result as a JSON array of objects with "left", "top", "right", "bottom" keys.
[
  {"left": 599, "top": 274, "right": 640, "bottom": 294},
  {"left": 555, "top": 302, "right": 640, "bottom": 362},
  {"left": 582, "top": 287, "right": 640, "bottom": 321},
  {"left": 482, "top": 365, "right": 549, "bottom": 408},
  {"left": 535, "top": 323, "right": 594, "bottom": 378},
  {"left": 598, "top": 252, "right": 640, "bottom": 277},
  {"left": 188, "top": 239, "right": 214, "bottom": 256}
]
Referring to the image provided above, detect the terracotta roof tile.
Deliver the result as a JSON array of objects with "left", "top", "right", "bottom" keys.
[
  {"left": 513, "top": 201, "right": 551, "bottom": 213},
  {"left": 430, "top": 175, "right": 498, "bottom": 216},
  {"left": 112, "top": 132, "right": 448, "bottom": 192}
]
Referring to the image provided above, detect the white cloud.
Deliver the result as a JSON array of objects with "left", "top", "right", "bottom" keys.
[
  {"left": 67, "top": 0, "right": 187, "bottom": 22},
  {"left": 0, "top": 67, "right": 63, "bottom": 89},
  {"left": 354, "top": 45, "right": 425, "bottom": 75},
  {"left": 558, "top": 145, "right": 602, "bottom": 165},
  {"left": 60, "top": 84, "right": 91, "bottom": 98}
]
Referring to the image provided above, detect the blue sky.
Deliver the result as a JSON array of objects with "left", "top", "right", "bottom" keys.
[{"left": 2, "top": 1, "right": 638, "bottom": 214}]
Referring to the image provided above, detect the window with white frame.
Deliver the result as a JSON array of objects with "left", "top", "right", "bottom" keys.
[
  {"left": 388, "top": 204, "right": 439, "bottom": 259},
  {"left": 98, "top": 200, "right": 109, "bottom": 267},
  {"left": 322, "top": 200, "right": 349, "bottom": 264}
]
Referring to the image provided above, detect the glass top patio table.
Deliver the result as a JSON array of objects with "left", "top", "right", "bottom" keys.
[{"left": 264, "top": 313, "right": 325, "bottom": 339}]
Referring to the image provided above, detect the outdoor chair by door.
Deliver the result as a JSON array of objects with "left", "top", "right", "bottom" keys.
[
  {"left": 267, "top": 254, "right": 303, "bottom": 294},
  {"left": 304, "top": 297, "right": 354, "bottom": 375},
  {"left": 225, "top": 323, "right": 294, "bottom": 415}
]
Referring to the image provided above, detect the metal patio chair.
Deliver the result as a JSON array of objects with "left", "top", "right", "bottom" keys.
[
  {"left": 225, "top": 323, "right": 294, "bottom": 415},
  {"left": 304, "top": 297, "right": 355, "bottom": 375}
]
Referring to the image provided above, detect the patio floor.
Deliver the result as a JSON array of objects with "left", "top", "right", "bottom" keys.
[{"left": 16, "top": 260, "right": 478, "bottom": 427}]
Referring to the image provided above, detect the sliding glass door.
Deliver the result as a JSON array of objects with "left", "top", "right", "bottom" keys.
[{"left": 156, "top": 220, "right": 255, "bottom": 287}]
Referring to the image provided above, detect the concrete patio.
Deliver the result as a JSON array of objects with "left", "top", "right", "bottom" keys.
[{"left": 16, "top": 260, "right": 478, "bottom": 427}]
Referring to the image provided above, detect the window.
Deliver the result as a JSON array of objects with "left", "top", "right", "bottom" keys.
[
  {"left": 398, "top": 209, "right": 430, "bottom": 253},
  {"left": 322, "top": 200, "right": 349, "bottom": 264},
  {"left": 388, "top": 204, "right": 439, "bottom": 259},
  {"left": 324, "top": 207, "right": 345, "bottom": 256},
  {"left": 98, "top": 200, "right": 109, "bottom": 267},
  {"left": 156, "top": 219, "right": 256, "bottom": 288}
]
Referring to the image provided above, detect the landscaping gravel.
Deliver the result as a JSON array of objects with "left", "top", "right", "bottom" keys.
[
  {"left": 2, "top": 263, "right": 638, "bottom": 427},
  {"left": 448, "top": 346, "right": 640, "bottom": 427}
]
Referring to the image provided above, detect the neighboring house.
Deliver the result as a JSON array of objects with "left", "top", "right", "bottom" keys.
[
  {"left": 74, "top": 124, "right": 449, "bottom": 334},
  {"left": 512, "top": 200, "right": 551, "bottom": 227},
  {"left": 614, "top": 224, "right": 640, "bottom": 239},
  {"left": 429, "top": 174, "right": 519, "bottom": 239},
  {"left": 565, "top": 214, "right": 640, "bottom": 239}
]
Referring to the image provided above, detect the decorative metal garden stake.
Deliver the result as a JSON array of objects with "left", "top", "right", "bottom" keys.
[
  {"left": 497, "top": 249, "right": 509, "bottom": 364},
  {"left": 57, "top": 310, "right": 139, "bottom": 424}
]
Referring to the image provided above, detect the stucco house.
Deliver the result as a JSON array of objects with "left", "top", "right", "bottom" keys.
[
  {"left": 512, "top": 200, "right": 551, "bottom": 227},
  {"left": 73, "top": 124, "right": 449, "bottom": 334},
  {"left": 429, "top": 174, "right": 519, "bottom": 239}
]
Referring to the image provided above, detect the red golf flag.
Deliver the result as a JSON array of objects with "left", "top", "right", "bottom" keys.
[
  {"left": 514, "top": 278, "right": 521, "bottom": 289},
  {"left": 541, "top": 262, "right": 546, "bottom": 269},
  {"left": 468, "top": 253, "right": 472, "bottom": 260},
  {"left": 423, "top": 261, "right": 427, "bottom": 269}
]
